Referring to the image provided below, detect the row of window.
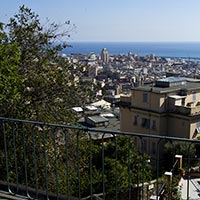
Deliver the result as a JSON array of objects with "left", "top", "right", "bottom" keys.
[
  {"left": 134, "top": 116, "right": 156, "bottom": 130},
  {"left": 143, "top": 92, "right": 197, "bottom": 103}
]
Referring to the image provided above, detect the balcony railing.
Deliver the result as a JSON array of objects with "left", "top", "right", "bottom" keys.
[
  {"left": 0, "top": 117, "right": 200, "bottom": 200},
  {"left": 173, "top": 105, "right": 200, "bottom": 116}
]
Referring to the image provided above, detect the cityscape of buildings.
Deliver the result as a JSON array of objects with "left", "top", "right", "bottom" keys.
[{"left": 62, "top": 49, "right": 200, "bottom": 137}]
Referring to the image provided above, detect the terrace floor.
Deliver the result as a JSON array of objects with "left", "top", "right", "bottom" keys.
[
  {"left": 180, "top": 177, "right": 200, "bottom": 200},
  {"left": 0, "top": 192, "right": 26, "bottom": 200}
]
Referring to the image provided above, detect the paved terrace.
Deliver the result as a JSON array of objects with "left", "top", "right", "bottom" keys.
[
  {"left": 0, "top": 192, "right": 26, "bottom": 200},
  {"left": 180, "top": 178, "right": 200, "bottom": 200}
]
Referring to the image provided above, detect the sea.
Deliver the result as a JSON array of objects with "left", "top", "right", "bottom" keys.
[{"left": 62, "top": 42, "right": 200, "bottom": 59}]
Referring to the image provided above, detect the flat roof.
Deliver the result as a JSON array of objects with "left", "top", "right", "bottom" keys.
[
  {"left": 157, "top": 77, "right": 186, "bottom": 83},
  {"left": 133, "top": 78, "right": 200, "bottom": 94},
  {"left": 85, "top": 105, "right": 98, "bottom": 111},
  {"left": 87, "top": 116, "right": 108, "bottom": 123},
  {"left": 100, "top": 113, "right": 115, "bottom": 118},
  {"left": 72, "top": 107, "right": 83, "bottom": 112}
]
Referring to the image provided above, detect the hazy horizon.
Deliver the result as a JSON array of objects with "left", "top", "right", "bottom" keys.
[
  {"left": 66, "top": 41, "right": 200, "bottom": 43},
  {"left": 1, "top": 0, "right": 200, "bottom": 42}
]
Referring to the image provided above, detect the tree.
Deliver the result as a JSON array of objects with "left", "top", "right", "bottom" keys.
[
  {"left": 0, "top": 22, "right": 22, "bottom": 117},
  {"left": 6, "top": 5, "right": 93, "bottom": 123},
  {"left": 0, "top": 5, "right": 96, "bottom": 198},
  {"left": 101, "top": 136, "right": 152, "bottom": 198},
  {"left": 164, "top": 141, "right": 197, "bottom": 169},
  {"left": 76, "top": 136, "right": 152, "bottom": 199}
]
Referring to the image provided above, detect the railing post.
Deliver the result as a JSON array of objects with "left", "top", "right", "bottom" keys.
[
  {"left": 156, "top": 139, "right": 161, "bottom": 200},
  {"left": 12, "top": 123, "right": 19, "bottom": 193},
  {"left": 115, "top": 135, "right": 118, "bottom": 200},
  {"left": 22, "top": 123, "right": 30, "bottom": 198},
  {"left": 31, "top": 125, "right": 38, "bottom": 198},
  {"left": 2, "top": 121, "right": 12, "bottom": 194},
  {"left": 42, "top": 125, "right": 49, "bottom": 200},
  {"left": 64, "top": 129, "right": 70, "bottom": 200},
  {"left": 53, "top": 127, "right": 59, "bottom": 200},
  {"left": 175, "top": 155, "right": 183, "bottom": 169},
  {"left": 164, "top": 171, "right": 173, "bottom": 199},
  {"left": 77, "top": 131, "right": 81, "bottom": 199},
  {"left": 141, "top": 137, "right": 145, "bottom": 200},
  {"left": 89, "top": 132, "right": 93, "bottom": 200},
  {"left": 187, "top": 143, "right": 192, "bottom": 200},
  {"left": 128, "top": 137, "right": 131, "bottom": 200},
  {"left": 101, "top": 133, "right": 105, "bottom": 200}
]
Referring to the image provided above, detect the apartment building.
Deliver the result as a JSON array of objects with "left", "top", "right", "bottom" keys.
[{"left": 120, "top": 77, "right": 200, "bottom": 154}]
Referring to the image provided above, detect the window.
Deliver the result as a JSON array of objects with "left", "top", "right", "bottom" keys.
[
  {"left": 143, "top": 93, "right": 148, "bottom": 103},
  {"left": 152, "top": 142, "right": 156, "bottom": 154},
  {"left": 152, "top": 120, "right": 156, "bottom": 130},
  {"left": 133, "top": 116, "right": 138, "bottom": 125},
  {"left": 142, "top": 118, "right": 146, "bottom": 127},
  {"left": 146, "top": 119, "right": 150, "bottom": 128},
  {"left": 193, "top": 122, "right": 200, "bottom": 138},
  {"left": 143, "top": 139, "right": 147, "bottom": 152},
  {"left": 141, "top": 118, "right": 150, "bottom": 129},
  {"left": 193, "top": 130, "right": 198, "bottom": 139}
]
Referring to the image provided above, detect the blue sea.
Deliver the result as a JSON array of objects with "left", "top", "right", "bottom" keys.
[{"left": 62, "top": 42, "right": 200, "bottom": 59}]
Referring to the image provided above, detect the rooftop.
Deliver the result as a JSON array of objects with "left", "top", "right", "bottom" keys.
[
  {"left": 155, "top": 77, "right": 186, "bottom": 87},
  {"left": 134, "top": 77, "right": 200, "bottom": 94},
  {"left": 157, "top": 77, "right": 186, "bottom": 83},
  {"left": 87, "top": 115, "right": 109, "bottom": 124}
]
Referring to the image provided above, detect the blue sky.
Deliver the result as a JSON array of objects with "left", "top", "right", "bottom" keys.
[{"left": 1, "top": 0, "right": 200, "bottom": 42}]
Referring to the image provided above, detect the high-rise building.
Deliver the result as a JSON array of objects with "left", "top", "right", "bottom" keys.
[{"left": 101, "top": 48, "right": 109, "bottom": 63}]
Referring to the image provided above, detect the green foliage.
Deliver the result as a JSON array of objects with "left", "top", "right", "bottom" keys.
[
  {"left": 163, "top": 141, "right": 196, "bottom": 170},
  {"left": 41, "top": 134, "right": 152, "bottom": 198},
  {"left": 0, "top": 5, "right": 99, "bottom": 197},
  {"left": 3, "top": 5, "right": 93, "bottom": 123},
  {"left": 101, "top": 136, "right": 152, "bottom": 197},
  {"left": 0, "top": 24, "right": 22, "bottom": 117},
  {"left": 75, "top": 136, "right": 152, "bottom": 198}
]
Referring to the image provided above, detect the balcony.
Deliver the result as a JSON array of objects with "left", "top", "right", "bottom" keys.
[
  {"left": 172, "top": 104, "right": 200, "bottom": 116},
  {"left": 0, "top": 117, "right": 200, "bottom": 200},
  {"left": 118, "top": 95, "right": 131, "bottom": 107}
]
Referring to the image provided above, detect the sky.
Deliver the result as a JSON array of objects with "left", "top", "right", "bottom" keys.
[{"left": 1, "top": 0, "right": 200, "bottom": 42}]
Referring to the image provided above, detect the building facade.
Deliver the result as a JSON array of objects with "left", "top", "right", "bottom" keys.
[{"left": 120, "top": 77, "right": 200, "bottom": 154}]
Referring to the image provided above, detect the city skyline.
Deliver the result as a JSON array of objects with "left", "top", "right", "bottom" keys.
[{"left": 1, "top": 0, "right": 200, "bottom": 42}]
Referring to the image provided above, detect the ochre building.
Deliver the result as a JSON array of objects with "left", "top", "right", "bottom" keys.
[{"left": 120, "top": 77, "right": 200, "bottom": 154}]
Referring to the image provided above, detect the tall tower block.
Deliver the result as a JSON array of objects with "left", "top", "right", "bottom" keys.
[{"left": 101, "top": 48, "right": 109, "bottom": 63}]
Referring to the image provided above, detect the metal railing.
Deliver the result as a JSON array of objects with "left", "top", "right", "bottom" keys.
[{"left": 0, "top": 117, "right": 200, "bottom": 200}]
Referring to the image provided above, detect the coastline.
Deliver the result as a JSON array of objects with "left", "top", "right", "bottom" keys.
[{"left": 62, "top": 41, "right": 200, "bottom": 59}]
